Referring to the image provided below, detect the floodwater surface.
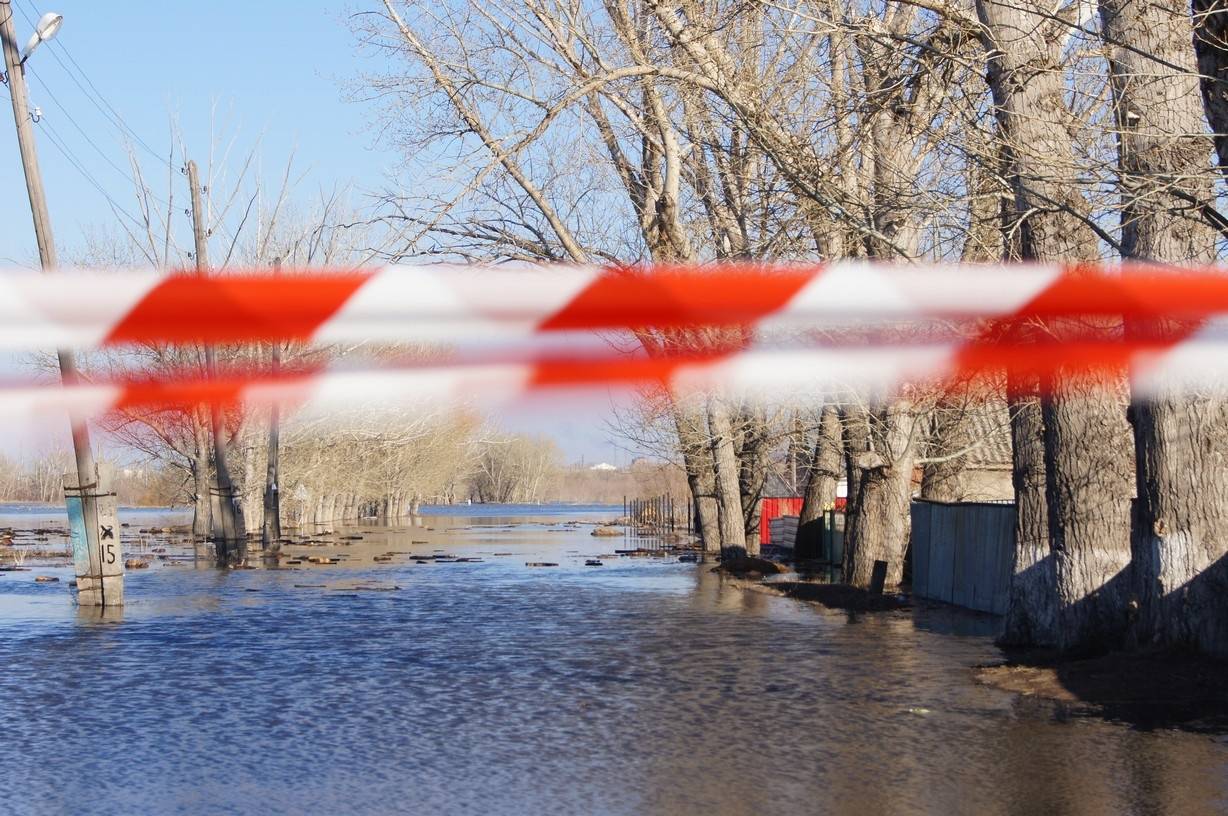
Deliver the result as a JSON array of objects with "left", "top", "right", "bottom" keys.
[{"left": 0, "top": 505, "right": 1225, "bottom": 815}]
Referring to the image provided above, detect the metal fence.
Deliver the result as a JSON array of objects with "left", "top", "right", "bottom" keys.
[{"left": 910, "top": 500, "right": 1015, "bottom": 615}]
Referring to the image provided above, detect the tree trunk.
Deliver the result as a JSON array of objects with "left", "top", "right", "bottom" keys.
[
  {"left": 241, "top": 436, "right": 261, "bottom": 537},
  {"left": 843, "top": 401, "right": 918, "bottom": 588},
  {"left": 977, "top": 0, "right": 1136, "bottom": 652},
  {"left": 1194, "top": 0, "right": 1228, "bottom": 173},
  {"left": 708, "top": 396, "right": 751, "bottom": 557},
  {"left": 736, "top": 407, "right": 770, "bottom": 542},
  {"left": 797, "top": 405, "right": 842, "bottom": 557},
  {"left": 673, "top": 403, "right": 721, "bottom": 553},
  {"left": 1043, "top": 384, "right": 1135, "bottom": 652},
  {"left": 1100, "top": 0, "right": 1228, "bottom": 656},
  {"left": 841, "top": 405, "right": 870, "bottom": 517},
  {"left": 1000, "top": 377, "right": 1056, "bottom": 646},
  {"left": 263, "top": 400, "right": 282, "bottom": 551}
]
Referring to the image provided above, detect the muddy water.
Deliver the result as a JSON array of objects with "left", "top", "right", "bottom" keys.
[{"left": 0, "top": 505, "right": 1225, "bottom": 816}]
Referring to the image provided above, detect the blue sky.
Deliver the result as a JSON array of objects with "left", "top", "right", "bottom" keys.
[
  {"left": 0, "top": 0, "right": 625, "bottom": 464},
  {"left": 0, "top": 1, "right": 395, "bottom": 266}
]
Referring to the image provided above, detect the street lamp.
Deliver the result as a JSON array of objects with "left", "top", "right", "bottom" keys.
[
  {"left": 0, "top": 3, "right": 121, "bottom": 606},
  {"left": 19, "top": 12, "right": 61, "bottom": 65}
]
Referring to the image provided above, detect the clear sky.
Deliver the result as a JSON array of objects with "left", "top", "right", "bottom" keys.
[{"left": 0, "top": 0, "right": 625, "bottom": 464}]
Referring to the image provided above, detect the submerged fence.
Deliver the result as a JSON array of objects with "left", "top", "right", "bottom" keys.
[
  {"left": 624, "top": 495, "right": 688, "bottom": 534},
  {"left": 910, "top": 500, "right": 1015, "bottom": 614}
]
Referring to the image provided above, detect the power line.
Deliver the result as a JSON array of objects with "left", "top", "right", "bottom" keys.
[
  {"left": 13, "top": 0, "right": 170, "bottom": 169},
  {"left": 24, "top": 67, "right": 156, "bottom": 194},
  {"left": 36, "top": 116, "right": 150, "bottom": 231}
]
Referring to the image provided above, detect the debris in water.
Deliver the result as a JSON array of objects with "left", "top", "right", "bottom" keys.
[
  {"left": 585, "top": 560, "right": 603, "bottom": 566},
  {"left": 125, "top": 559, "right": 150, "bottom": 569},
  {"left": 34, "top": 575, "right": 59, "bottom": 583},
  {"left": 526, "top": 562, "right": 559, "bottom": 567}
]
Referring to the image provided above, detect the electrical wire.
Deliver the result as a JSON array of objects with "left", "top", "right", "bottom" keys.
[
  {"left": 24, "top": 68, "right": 158, "bottom": 194},
  {"left": 13, "top": 0, "right": 171, "bottom": 169},
  {"left": 36, "top": 117, "right": 150, "bottom": 231}
]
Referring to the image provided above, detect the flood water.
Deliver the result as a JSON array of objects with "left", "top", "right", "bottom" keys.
[{"left": 0, "top": 504, "right": 1225, "bottom": 815}]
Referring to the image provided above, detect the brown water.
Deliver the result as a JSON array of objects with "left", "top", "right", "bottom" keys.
[{"left": 0, "top": 505, "right": 1225, "bottom": 815}]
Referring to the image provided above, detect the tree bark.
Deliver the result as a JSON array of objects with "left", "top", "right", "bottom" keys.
[
  {"left": 843, "top": 401, "right": 918, "bottom": 588},
  {"left": 841, "top": 405, "right": 870, "bottom": 518},
  {"left": 799, "top": 405, "right": 842, "bottom": 523},
  {"left": 797, "top": 405, "right": 842, "bottom": 558},
  {"left": 1100, "top": 0, "right": 1228, "bottom": 656},
  {"left": 1193, "top": 0, "right": 1228, "bottom": 173},
  {"left": 673, "top": 402, "right": 721, "bottom": 553},
  {"left": 978, "top": 0, "right": 1136, "bottom": 652},
  {"left": 708, "top": 396, "right": 751, "bottom": 557},
  {"left": 1000, "top": 378, "right": 1056, "bottom": 646},
  {"left": 736, "top": 407, "right": 770, "bottom": 542}
]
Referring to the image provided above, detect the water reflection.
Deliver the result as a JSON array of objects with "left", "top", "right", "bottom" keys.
[
  {"left": 73, "top": 604, "right": 124, "bottom": 625},
  {"left": 0, "top": 510, "right": 1223, "bottom": 815}
]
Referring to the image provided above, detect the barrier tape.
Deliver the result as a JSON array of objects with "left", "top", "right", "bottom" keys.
[
  {"left": 0, "top": 262, "right": 1225, "bottom": 348},
  {"left": 1, "top": 335, "right": 1224, "bottom": 421},
  {"left": 0, "top": 261, "right": 1223, "bottom": 419}
]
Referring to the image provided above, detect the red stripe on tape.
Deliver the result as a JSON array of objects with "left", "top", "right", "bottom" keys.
[
  {"left": 537, "top": 266, "right": 816, "bottom": 331},
  {"left": 103, "top": 273, "right": 371, "bottom": 345}
]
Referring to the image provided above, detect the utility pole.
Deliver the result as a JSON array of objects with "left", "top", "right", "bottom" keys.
[
  {"left": 0, "top": 2, "right": 121, "bottom": 605},
  {"left": 262, "top": 258, "right": 282, "bottom": 553},
  {"left": 187, "top": 159, "right": 242, "bottom": 562}
]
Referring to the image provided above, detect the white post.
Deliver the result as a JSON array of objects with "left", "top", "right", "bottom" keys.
[{"left": 65, "top": 462, "right": 123, "bottom": 607}]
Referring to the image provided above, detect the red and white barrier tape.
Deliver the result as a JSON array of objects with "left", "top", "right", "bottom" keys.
[
  {"left": 2, "top": 262, "right": 1227, "bottom": 348},
  {"left": 2, "top": 337, "right": 1225, "bottom": 421},
  {"left": 0, "top": 261, "right": 1224, "bottom": 419}
]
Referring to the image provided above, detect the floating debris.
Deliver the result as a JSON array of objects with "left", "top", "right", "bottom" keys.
[
  {"left": 591, "top": 526, "right": 622, "bottom": 537},
  {"left": 374, "top": 556, "right": 394, "bottom": 563},
  {"left": 678, "top": 553, "right": 700, "bottom": 563},
  {"left": 125, "top": 559, "right": 150, "bottom": 569},
  {"left": 34, "top": 575, "right": 59, "bottom": 583},
  {"left": 526, "top": 562, "right": 559, "bottom": 567},
  {"left": 585, "top": 560, "right": 603, "bottom": 566}
]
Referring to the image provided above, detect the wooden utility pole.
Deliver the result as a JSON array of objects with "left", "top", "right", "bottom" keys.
[
  {"left": 0, "top": 2, "right": 121, "bottom": 605},
  {"left": 187, "top": 159, "right": 242, "bottom": 561},
  {"left": 262, "top": 258, "right": 283, "bottom": 552}
]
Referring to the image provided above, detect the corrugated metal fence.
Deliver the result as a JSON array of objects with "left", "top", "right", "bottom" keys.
[{"left": 910, "top": 500, "right": 1015, "bottom": 615}]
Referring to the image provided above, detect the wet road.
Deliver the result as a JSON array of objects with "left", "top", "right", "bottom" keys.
[{"left": 0, "top": 506, "right": 1225, "bottom": 815}]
